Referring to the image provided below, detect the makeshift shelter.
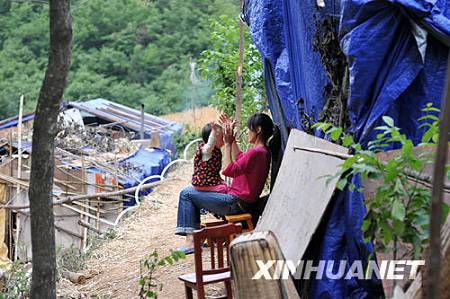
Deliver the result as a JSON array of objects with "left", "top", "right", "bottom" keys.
[
  {"left": 0, "top": 99, "right": 178, "bottom": 262},
  {"left": 243, "top": 0, "right": 450, "bottom": 297},
  {"left": 67, "top": 99, "right": 183, "bottom": 154}
]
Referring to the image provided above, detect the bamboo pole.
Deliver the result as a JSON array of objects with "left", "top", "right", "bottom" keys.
[
  {"left": 14, "top": 95, "right": 24, "bottom": 261},
  {"left": 426, "top": 52, "right": 450, "bottom": 299},
  {"left": 78, "top": 219, "right": 102, "bottom": 235},
  {"left": 189, "top": 57, "right": 197, "bottom": 127},
  {"left": 81, "top": 155, "right": 87, "bottom": 250},
  {"left": 0, "top": 177, "right": 170, "bottom": 210},
  {"left": 235, "top": 0, "right": 245, "bottom": 136},
  {"left": 140, "top": 103, "right": 145, "bottom": 140},
  {"left": 7, "top": 131, "right": 13, "bottom": 259},
  {"left": 61, "top": 203, "right": 114, "bottom": 226},
  {"left": 96, "top": 200, "right": 100, "bottom": 232}
]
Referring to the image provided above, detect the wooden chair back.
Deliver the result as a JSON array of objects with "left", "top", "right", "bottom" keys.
[{"left": 193, "top": 223, "right": 243, "bottom": 285}]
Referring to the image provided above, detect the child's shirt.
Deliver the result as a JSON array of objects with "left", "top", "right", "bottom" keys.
[{"left": 191, "top": 133, "right": 227, "bottom": 193}]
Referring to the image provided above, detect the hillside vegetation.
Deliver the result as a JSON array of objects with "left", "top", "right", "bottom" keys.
[{"left": 0, "top": 0, "right": 238, "bottom": 119}]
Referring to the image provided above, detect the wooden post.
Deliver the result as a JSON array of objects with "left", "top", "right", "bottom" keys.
[
  {"left": 426, "top": 52, "right": 450, "bottom": 299},
  {"left": 80, "top": 155, "right": 88, "bottom": 251},
  {"left": 96, "top": 200, "right": 100, "bottom": 232},
  {"left": 140, "top": 103, "right": 145, "bottom": 140},
  {"left": 230, "top": 231, "right": 301, "bottom": 299},
  {"left": 235, "top": 0, "right": 245, "bottom": 136},
  {"left": 14, "top": 95, "right": 24, "bottom": 261},
  {"left": 7, "top": 131, "right": 13, "bottom": 259},
  {"left": 189, "top": 57, "right": 197, "bottom": 127}
]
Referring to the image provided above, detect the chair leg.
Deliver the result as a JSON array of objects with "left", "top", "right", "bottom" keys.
[
  {"left": 247, "top": 219, "right": 254, "bottom": 231},
  {"left": 197, "top": 285, "right": 206, "bottom": 299},
  {"left": 225, "top": 281, "right": 233, "bottom": 299},
  {"left": 185, "top": 284, "right": 193, "bottom": 299}
]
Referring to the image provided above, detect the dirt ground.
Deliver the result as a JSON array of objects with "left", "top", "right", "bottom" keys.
[{"left": 58, "top": 163, "right": 223, "bottom": 299}]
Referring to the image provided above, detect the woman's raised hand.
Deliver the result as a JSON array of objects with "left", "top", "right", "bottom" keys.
[
  {"left": 219, "top": 114, "right": 229, "bottom": 126},
  {"left": 223, "top": 122, "right": 235, "bottom": 144},
  {"left": 219, "top": 114, "right": 237, "bottom": 144}
]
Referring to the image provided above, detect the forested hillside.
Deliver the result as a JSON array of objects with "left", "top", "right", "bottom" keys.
[{"left": 0, "top": 0, "right": 238, "bottom": 119}]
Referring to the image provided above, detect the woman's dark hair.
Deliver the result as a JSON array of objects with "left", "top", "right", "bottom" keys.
[
  {"left": 247, "top": 112, "right": 282, "bottom": 190},
  {"left": 247, "top": 113, "right": 275, "bottom": 144}
]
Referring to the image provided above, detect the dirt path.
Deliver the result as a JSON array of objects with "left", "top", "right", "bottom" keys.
[{"left": 58, "top": 163, "right": 219, "bottom": 299}]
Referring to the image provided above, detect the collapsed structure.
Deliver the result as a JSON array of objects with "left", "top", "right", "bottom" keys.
[{"left": 0, "top": 99, "right": 182, "bottom": 263}]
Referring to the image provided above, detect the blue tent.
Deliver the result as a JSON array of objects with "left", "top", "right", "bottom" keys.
[
  {"left": 243, "top": 0, "right": 449, "bottom": 297},
  {"left": 117, "top": 146, "right": 171, "bottom": 205}
]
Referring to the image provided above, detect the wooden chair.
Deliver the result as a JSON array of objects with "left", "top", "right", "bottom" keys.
[
  {"left": 225, "top": 213, "right": 254, "bottom": 233},
  {"left": 178, "top": 223, "right": 243, "bottom": 299}
]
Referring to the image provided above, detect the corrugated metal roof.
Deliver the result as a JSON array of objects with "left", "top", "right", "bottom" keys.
[{"left": 67, "top": 98, "right": 182, "bottom": 135}]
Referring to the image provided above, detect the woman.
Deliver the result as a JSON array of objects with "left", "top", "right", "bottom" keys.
[{"left": 176, "top": 112, "right": 277, "bottom": 253}]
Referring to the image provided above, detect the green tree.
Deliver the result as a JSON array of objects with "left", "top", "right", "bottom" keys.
[
  {"left": 199, "top": 16, "right": 266, "bottom": 130},
  {"left": 0, "top": 0, "right": 239, "bottom": 119}
]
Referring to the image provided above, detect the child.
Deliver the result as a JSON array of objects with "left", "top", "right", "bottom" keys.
[{"left": 191, "top": 122, "right": 228, "bottom": 193}]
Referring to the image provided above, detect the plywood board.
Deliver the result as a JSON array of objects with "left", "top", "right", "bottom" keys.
[{"left": 256, "top": 129, "right": 348, "bottom": 262}]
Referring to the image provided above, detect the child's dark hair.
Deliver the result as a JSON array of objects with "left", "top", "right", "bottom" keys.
[
  {"left": 247, "top": 113, "right": 275, "bottom": 145},
  {"left": 201, "top": 123, "right": 221, "bottom": 143}
]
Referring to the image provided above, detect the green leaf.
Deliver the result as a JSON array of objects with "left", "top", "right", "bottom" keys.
[
  {"left": 342, "top": 135, "right": 354, "bottom": 147},
  {"left": 382, "top": 116, "right": 395, "bottom": 127},
  {"left": 393, "top": 219, "right": 405, "bottom": 235},
  {"left": 409, "top": 157, "right": 423, "bottom": 171},
  {"left": 361, "top": 219, "right": 371, "bottom": 232},
  {"left": 381, "top": 223, "right": 392, "bottom": 245},
  {"left": 446, "top": 165, "right": 450, "bottom": 180},
  {"left": 157, "top": 260, "right": 165, "bottom": 266},
  {"left": 348, "top": 183, "right": 356, "bottom": 192},
  {"left": 402, "top": 140, "right": 414, "bottom": 157},
  {"left": 432, "top": 133, "right": 439, "bottom": 143},
  {"left": 391, "top": 199, "right": 405, "bottom": 221},
  {"left": 329, "top": 128, "right": 342, "bottom": 141},
  {"left": 336, "top": 178, "right": 347, "bottom": 191},
  {"left": 385, "top": 160, "right": 397, "bottom": 183},
  {"left": 353, "top": 143, "right": 362, "bottom": 151},
  {"left": 165, "top": 257, "right": 174, "bottom": 265}
]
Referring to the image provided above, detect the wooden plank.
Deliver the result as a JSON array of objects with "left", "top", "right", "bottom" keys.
[
  {"left": 256, "top": 129, "right": 348, "bottom": 262},
  {"left": 230, "top": 231, "right": 301, "bottom": 299}
]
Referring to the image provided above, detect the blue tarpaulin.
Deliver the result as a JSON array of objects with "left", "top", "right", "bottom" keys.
[
  {"left": 118, "top": 146, "right": 171, "bottom": 205},
  {"left": 244, "top": 0, "right": 449, "bottom": 297},
  {"left": 0, "top": 114, "right": 34, "bottom": 130}
]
